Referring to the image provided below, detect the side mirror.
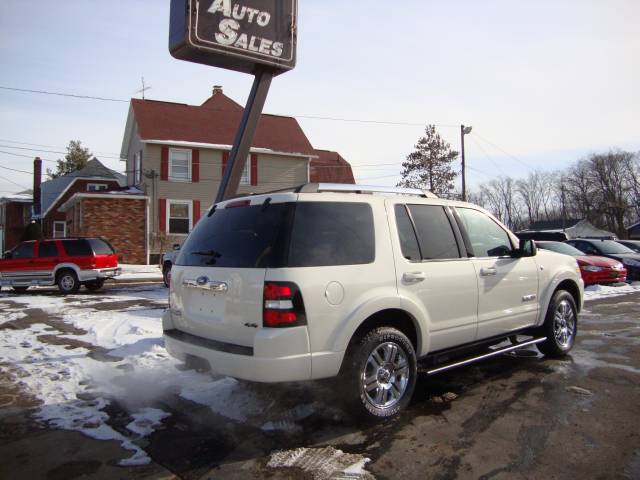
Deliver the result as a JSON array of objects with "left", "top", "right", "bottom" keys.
[
  {"left": 3, "top": 250, "right": 12, "bottom": 259},
  {"left": 172, "top": 244, "right": 181, "bottom": 251},
  {"left": 513, "top": 239, "right": 537, "bottom": 258}
]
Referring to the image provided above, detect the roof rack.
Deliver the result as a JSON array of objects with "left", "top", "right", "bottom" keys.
[{"left": 296, "top": 183, "right": 438, "bottom": 198}]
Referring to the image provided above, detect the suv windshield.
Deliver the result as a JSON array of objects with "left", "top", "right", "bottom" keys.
[{"left": 177, "top": 200, "right": 375, "bottom": 268}]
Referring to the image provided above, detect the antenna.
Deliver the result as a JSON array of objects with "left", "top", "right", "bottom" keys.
[{"left": 136, "top": 76, "right": 152, "bottom": 99}]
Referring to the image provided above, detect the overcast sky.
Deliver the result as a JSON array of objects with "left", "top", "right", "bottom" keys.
[{"left": 0, "top": 0, "right": 638, "bottom": 196}]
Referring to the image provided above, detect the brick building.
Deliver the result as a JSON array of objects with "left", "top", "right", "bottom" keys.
[
  {"left": 38, "top": 158, "right": 126, "bottom": 238},
  {"left": 60, "top": 193, "right": 148, "bottom": 264}
]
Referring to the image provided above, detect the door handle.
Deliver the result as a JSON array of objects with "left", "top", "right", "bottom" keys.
[
  {"left": 480, "top": 267, "right": 497, "bottom": 277},
  {"left": 403, "top": 272, "right": 426, "bottom": 283}
]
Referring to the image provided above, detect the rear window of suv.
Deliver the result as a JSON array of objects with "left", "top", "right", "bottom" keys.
[
  {"left": 88, "top": 239, "right": 115, "bottom": 255},
  {"left": 177, "top": 200, "right": 375, "bottom": 268},
  {"left": 61, "top": 239, "right": 92, "bottom": 257}
]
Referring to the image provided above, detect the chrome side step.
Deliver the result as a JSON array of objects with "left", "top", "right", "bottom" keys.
[{"left": 425, "top": 337, "right": 547, "bottom": 375}]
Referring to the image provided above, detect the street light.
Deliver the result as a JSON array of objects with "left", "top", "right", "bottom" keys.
[{"left": 461, "top": 125, "right": 472, "bottom": 201}]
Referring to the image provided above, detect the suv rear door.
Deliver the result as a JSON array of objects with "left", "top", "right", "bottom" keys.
[
  {"left": 170, "top": 197, "right": 294, "bottom": 348},
  {"left": 455, "top": 207, "right": 539, "bottom": 339},
  {"left": 389, "top": 202, "right": 478, "bottom": 352},
  {"left": 87, "top": 238, "right": 118, "bottom": 268}
]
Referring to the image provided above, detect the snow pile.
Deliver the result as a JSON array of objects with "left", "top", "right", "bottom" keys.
[
  {"left": 118, "top": 264, "right": 163, "bottom": 281},
  {"left": 0, "top": 286, "right": 267, "bottom": 465},
  {"left": 583, "top": 282, "right": 640, "bottom": 301},
  {"left": 267, "top": 447, "right": 374, "bottom": 479}
]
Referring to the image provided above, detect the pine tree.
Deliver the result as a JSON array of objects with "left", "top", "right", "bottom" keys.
[
  {"left": 46, "top": 140, "right": 92, "bottom": 178},
  {"left": 398, "top": 125, "right": 459, "bottom": 196}
]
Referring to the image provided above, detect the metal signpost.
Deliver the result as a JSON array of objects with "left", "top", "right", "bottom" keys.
[{"left": 169, "top": 0, "right": 298, "bottom": 202}]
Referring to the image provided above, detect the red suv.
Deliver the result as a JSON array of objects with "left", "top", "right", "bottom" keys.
[{"left": 0, "top": 238, "right": 121, "bottom": 294}]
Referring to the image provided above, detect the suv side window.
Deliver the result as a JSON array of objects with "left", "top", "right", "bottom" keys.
[
  {"left": 289, "top": 202, "right": 375, "bottom": 267},
  {"left": 62, "top": 239, "right": 92, "bottom": 257},
  {"left": 38, "top": 241, "right": 59, "bottom": 258},
  {"left": 13, "top": 242, "right": 35, "bottom": 259},
  {"left": 407, "top": 205, "right": 461, "bottom": 259},
  {"left": 394, "top": 205, "right": 421, "bottom": 261},
  {"left": 456, "top": 208, "right": 512, "bottom": 257}
]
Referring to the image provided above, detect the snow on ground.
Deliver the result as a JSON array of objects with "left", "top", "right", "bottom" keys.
[
  {"left": 118, "top": 264, "right": 163, "bottom": 281},
  {"left": 0, "top": 286, "right": 267, "bottom": 466},
  {"left": 583, "top": 281, "right": 640, "bottom": 301}
]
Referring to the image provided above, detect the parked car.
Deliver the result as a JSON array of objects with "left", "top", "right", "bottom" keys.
[
  {"left": 615, "top": 239, "right": 640, "bottom": 254},
  {"left": 536, "top": 241, "right": 626, "bottom": 286},
  {"left": 565, "top": 239, "right": 640, "bottom": 281},
  {"left": 0, "top": 238, "right": 121, "bottom": 294},
  {"left": 163, "top": 184, "right": 583, "bottom": 418},
  {"left": 161, "top": 244, "right": 181, "bottom": 287}
]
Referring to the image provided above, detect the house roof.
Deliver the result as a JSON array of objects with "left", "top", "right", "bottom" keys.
[
  {"left": 0, "top": 189, "right": 33, "bottom": 204},
  {"left": 127, "top": 90, "right": 315, "bottom": 157},
  {"left": 310, "top": 149, "right": 355, "bottom": 184},
  {"left": 40, "top": 158, "right": 126, "bottom": 216}
]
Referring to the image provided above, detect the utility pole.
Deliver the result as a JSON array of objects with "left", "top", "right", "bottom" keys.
[{"left": 460, "top": 125, "right": 472, "bottom": 201}]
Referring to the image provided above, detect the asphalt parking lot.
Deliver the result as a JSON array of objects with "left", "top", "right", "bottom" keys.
[{"left": 0, "top": 282, "right": 638, "bottom": 480}]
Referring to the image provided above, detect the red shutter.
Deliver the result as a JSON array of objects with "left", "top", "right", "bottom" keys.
[
  {"left": 192, "top": 149, "right": 199, "bottom": 182},
  {"left": 158, "top": 199, "right": 166, "bottom": 233},
  {"left": 193, "top": 200, "right": 201, "bottom": 226},
  {"left": 251, "top": 154, "right": 258, "bottom": 186},
  {"left": 161, "top": 147, "right": 169, "bottom": 181},
  {"left": 222, "top": 151, "right": 229, "bottom": 176}
]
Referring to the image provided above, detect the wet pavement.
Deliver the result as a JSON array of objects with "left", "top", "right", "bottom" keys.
[{"left": 0, "top": 284, "right": 639, "bottom": 479}]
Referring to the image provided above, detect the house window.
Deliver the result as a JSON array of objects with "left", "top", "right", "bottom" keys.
[
  {"left": 53, "top": 221, "right": 66, "bottom": 238},
  {"left": 134, "top": 151, "right": 142, "bottom": 184},
  {"left": 87, "top": 183, "right": 108, "bottom": 192},
  {"left": 169, "top": 148, "right": 192, "bottom": 182},
  {"left": 167, "top": 200, "right": 192, "bottom": 235}
]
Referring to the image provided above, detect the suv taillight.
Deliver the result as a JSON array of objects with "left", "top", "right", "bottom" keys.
[{"left": 263, "top": 281, "right": 306, "bottom": 328}]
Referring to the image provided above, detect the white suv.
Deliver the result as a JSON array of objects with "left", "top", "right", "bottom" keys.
[{"left": 163, "top": 184, "right": 583, "bottom": 417}]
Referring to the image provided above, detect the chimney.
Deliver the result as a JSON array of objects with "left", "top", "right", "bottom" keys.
[
  {"left": 33, "top": 157, "right": 42, "bottom": 218},
  {"left": 212, "top": 85, "right": 223, "bottom": 96}
]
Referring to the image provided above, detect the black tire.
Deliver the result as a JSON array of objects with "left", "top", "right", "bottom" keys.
[
  {"left": 536, "top": 290, "right": 578, "bottom": 358},
  {"left": 12, "top": 286, "right": 29, "bottom": 293},
  {"left": 163, "top": 262, "right": 172, "bottom": 288},
  {"left": 85, "top": 279, "right": 105, "bottom": 292},
  {"left": 343, "top": 327, "right": 417, "bottom": 418},
  {"left": 57, "top": 270, "right": 80, "bottom": 295}
]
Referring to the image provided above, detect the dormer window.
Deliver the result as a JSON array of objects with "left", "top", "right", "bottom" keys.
[{"left": 87, "top": 183, "right": 108, "bottom": 192}]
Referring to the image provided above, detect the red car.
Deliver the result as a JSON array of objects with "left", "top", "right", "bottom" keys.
[
  {"left": 536, "top": 241, "right": 627, "bottom": 286},
  {"left": 0, "top": 238, "right": 121, "bottom": 294}
]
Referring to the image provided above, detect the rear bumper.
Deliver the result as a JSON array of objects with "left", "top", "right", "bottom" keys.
[
  {"left": 581, "top": 270, "right": 627, "bottom": 286},
  {"left": 79, "top": 267, "right": 121, "bottom": 282},
  {"left": 162, "top": 310, "right": 313, "bottom": 382}
]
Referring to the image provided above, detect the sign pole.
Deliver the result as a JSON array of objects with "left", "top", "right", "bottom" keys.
[{"left": 215, "top": 69, "right": 273, "bottom": 203}]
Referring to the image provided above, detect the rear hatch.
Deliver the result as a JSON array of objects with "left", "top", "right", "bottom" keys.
[{"left": 169, "top": 194, "right": 296, "bottom": 347}]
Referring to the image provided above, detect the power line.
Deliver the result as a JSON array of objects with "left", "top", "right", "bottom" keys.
[
  {"left": 0, "top": 174, "right": 28, "bottom": 189},
  {"left": 0, "top": 138, "right": 122, "bottom": 157},
  {"left": 1, "top": 85, "right": 459, "bottom": 129},
  {"left": 468, "top": 136, "right": 506, "bottom": 176},
  {"left": 0, "top": 85, "right": 128, "bottom": 103},
  {"left": 471, "top": 132, "right": 536, "bottom": 171},
  {"left": 0, "top": 144, "right": 122, "bottom": 160},
  {"left": 0, "top": 163, "right": 31, "bottom": 175}
]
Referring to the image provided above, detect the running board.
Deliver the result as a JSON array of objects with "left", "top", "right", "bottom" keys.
[{"left": 424, "top": 337, "right": 547, "bottom": 375}]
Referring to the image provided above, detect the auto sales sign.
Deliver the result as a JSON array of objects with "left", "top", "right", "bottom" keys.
[{"left": 169, "top": 0, "right": 297, "bottom": 75}]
